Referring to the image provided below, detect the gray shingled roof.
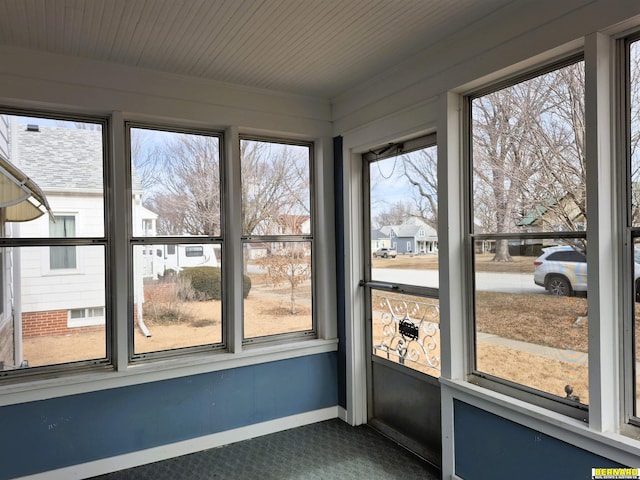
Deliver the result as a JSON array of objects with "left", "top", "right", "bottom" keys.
[{"left": 17, "top": 124, "right": 142, "bottom": 192}]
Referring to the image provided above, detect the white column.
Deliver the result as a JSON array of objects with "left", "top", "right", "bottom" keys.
[{"left": 585, "top": 32, "right": 618, "bottom": 433}]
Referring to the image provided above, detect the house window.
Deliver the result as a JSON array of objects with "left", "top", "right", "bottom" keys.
[
  {"left": 0, "top": 112, "right": 108, "bottom": 375},
  {"left": 128, "top": 125, "right": 223, "bottom": 357},
  {"left": 240, "top": 137, "right": 314, "bottom": 341},
  {"left": 468, "top": 56, "right": 587, "bottom": 418},
  {"left": 49, "top": 215, "right": 77, "bottom": 269},
  {"left": 68, "top": 306, "right": 105, "bottom": 327}
]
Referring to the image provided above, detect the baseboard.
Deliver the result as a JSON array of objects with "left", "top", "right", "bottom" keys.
[
  {"left": 338, "top": 405, "right": 348, "bottom": 422},
  {"left": 17, "top": 406, "right": 339, "bottom": 480}
]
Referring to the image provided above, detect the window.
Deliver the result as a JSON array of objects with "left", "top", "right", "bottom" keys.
[
  {"left": 0, "top": 112, "right": 108, "bottom": 374},
  {"left": 468, "top": 57, "right": 587, "bottom": 417},
  {"left": 49, "top": 215, "right": 77, "bottom": 269},
  {"left": 240, "top": 137, "right": 314, "bottom": 341},
  {"left": 184, "top": 246, "right": 203, "bottom": 257},
  {"left": 627, "top": 35, "right": 640, "bottom": 425},
  {"left": 128, "top": 125, "right": 223, "bottom": 357},
  {"left": 68, "top": 306, "right": 105, "bottom": 327}
]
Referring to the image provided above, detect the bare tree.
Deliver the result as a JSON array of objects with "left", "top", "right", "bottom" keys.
[
  {"left": 372, "top": 200, "right": 417, "bottom": 230},
  {"left": 143, "top": 133, "right": 221, "bottom": 236},
  {"left": 630, "top": 42, "right": 640, "bottom": 225},
  {"left": 472, "top": 61, "right": 586, "bottom": 261},
  {"left": 241, "top": 140, "right": 310, "bottom": 236},
  {"left": 401, "top": 147, "right": 438, "bottom": 228},
  {"left": 257, "top": 245, "right": 311, "bottom": 314}
]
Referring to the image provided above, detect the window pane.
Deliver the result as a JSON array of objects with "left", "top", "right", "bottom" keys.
[
  {"left": 240, "top": 140, "right": 310, "bottom": 236},
  {"left": 0, "top": 246, "right": 107, "bottom": 370},
  {"left": 1, "top": 115, "right": 104, "bottom": 238},
  {"left": 630, "top": 41, "right": 640, "bottom": 227},
  {"left": 369, "top": 145, "right": 438, "bottom": 288},
  {"left": 631, "top": 40, "right": 640, "bottom": 420},
  {"left": 474, "top": 238, "right": 588, "bottom": 404},
  {"left": 130, "top": 128, "right": 222, "bottom": 237},
  {"left": 634, "top": 239, "right": 640, "bottom": 416},
  {"left": 49, "top": 215, "right": 77, "bottom": 269},
  {"left": 243, "top": 241, "right": 312, "bottom": 339},
  {"left": 371, "top": 290, "right": 440, "bottom": 377},
  {"left": 132, "top": 244, "right": 223, "bottom": 354},
  {"left": 472, "top": 61, "right": 586, "bottom": 238}
]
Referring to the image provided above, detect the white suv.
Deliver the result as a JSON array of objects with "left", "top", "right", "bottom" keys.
[
  {"left": 534, "top": 245, "right": 640, "bottom": 299},
  {"left": 533, "top": 246, "right": 587, "bottom": 296}
]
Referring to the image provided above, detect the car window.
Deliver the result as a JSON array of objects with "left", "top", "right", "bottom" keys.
[{"left": 547, "top": 250, "right": 586, "bottom": 262}]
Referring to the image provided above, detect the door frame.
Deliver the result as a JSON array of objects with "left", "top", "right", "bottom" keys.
[{"left": 360, "top": 134, "right": 441, "bottom": 467}]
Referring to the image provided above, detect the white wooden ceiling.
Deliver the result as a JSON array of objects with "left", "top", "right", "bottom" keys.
[{"left": 0, "top": 0, "right": 513, "bottom": 99}]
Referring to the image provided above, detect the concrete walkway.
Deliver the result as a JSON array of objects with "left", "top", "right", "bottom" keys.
[{"left": 476, "top": 331, "right": 588, "bottom": 366}]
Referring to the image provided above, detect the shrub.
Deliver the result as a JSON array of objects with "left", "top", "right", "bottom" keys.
[
  {"left": 180, "top": 267, "right": 251, "bottom": 300},
  {"left": 243, "top": 274, "right": 252, "bottom": 299}
]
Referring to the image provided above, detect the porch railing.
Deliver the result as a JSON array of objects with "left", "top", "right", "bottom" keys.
[{"left": 371, "top": 293, "right": 440, "bottom": 372}]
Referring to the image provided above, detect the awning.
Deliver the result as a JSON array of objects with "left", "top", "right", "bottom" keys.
[{"left": 0, "top": 156, "right": 53, "bottom": 222}]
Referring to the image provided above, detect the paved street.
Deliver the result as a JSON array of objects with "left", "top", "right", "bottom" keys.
[{"left": 372, "top": 268, "right": 541, "bottom": 294}]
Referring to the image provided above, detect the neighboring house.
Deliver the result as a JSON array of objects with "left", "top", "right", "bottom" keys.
[
  {"left": 517, "top": 197, "right": 586, "bottom": 232},
  {"left": 276, "top": 214, "right": 310, "bottom": 235},
  {"left": 246, "top": 242, "right": 270, "bottom": 260},
  {"left": 378, "top": 218, "right": 438, "bottom": 255},
  {"left": 12, "top": 123, "right": 121, "bottom": 341},
  {"left": 247, "top": 214, "right": 311, "bottom": 259},
  {"left": 516, "top": 196, "right": 586, "bottom": 254},
  {"left": 371, "top": 228, "right": 391, "bottom": 252}
]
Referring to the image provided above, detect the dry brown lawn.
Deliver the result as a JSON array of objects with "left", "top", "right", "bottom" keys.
[{"left": 23, "top": 294, "right": 312, "bottom": 366}]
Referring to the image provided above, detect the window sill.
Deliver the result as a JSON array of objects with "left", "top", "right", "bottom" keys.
[
  {"left": 440, "top": 378, "right": 640, "bottom": 467},
  {"left": 0, "top": 337, "right": 338, "bottom": 407}
]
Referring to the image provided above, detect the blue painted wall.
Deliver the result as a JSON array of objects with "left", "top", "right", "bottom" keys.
[
  {"left": 454, "top": 400, "right": 624, "bottom": 480},
  {"left": 0, "top": 352, "right": 338, "bottom": 479}
]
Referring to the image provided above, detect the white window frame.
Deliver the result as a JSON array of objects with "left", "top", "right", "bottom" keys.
[
  {"left": 48, "top": 213, "right": 79, "bottom": 273},
  {"left": 67, "top": 306, "right": 105, "bottom": 328},
  {"left": 465, "top": 54, "right": 591, "bottom": 420},
  {"left": 127, "top": 123, "right": 226, "bottom": 360},
  {"left": 239, "top": 135, "right": 316, "bottom": 344},
  {"left": 0, "top": 109, "right": 110, "bottom": 382}
]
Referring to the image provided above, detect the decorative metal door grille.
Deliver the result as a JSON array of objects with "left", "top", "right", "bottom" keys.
[{"left": 371, "top": 293, "right": 440, "bottom": 376}]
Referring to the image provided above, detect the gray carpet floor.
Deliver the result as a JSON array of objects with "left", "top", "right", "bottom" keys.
[{"left": 89, "top": 419, "right": 440, "bottom": 480}]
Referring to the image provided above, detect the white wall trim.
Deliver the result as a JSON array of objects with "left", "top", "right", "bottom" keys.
[{"left": 16, "top": 407, "right": 339, "bottom": 480}]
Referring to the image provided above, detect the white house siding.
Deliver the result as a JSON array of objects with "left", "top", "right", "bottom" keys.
[
  {"left": 0, "top": 115, "right": 8, "bottom": 160},
  {"left": 18, "top": 195, "right": 105, "bottom": 314}
]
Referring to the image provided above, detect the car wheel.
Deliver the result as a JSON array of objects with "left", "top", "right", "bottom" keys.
[
  {"left": 547, "top": 276, "right": 571, "bottom": 296},
  {"left": 383, "top": 253, "right": 388, "bottom": 258}
]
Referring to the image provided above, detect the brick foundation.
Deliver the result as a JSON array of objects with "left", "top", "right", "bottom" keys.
[{"left": 22, "top": 310, "right": 105, "bottom": 338}]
